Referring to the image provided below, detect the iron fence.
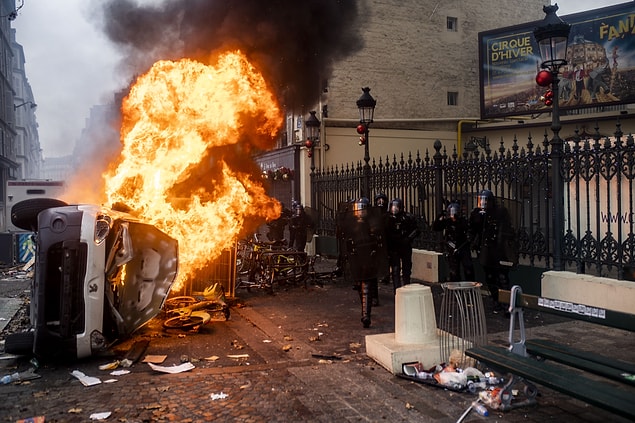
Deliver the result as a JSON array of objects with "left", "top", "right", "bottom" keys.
[{"left": 311, "top": 120, "right": 635, "bottom": 280}]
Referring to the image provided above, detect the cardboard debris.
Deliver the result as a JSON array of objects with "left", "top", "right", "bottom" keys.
[
  {"left": 70, "top": 370, "right": 101, "bottom": 387},
  {"left": 147, "top": 362, "right": 195, "bottom": 374},
  {"left": 143, "top": 355, "right": 167, "bottom": 364},
  {"left": 89, "top": 411, "right": 111, "bottom": 420}
]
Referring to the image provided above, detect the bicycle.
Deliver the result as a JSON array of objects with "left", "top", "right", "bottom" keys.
[
  {"left": 306, "top": 254, "right": 338, "bottom": 285},
  {"left": 236, "top": 243, "right": 309, "bottom": 293},
  {"left": 162, "top": 283, "right": 230, "bottom": 330}
]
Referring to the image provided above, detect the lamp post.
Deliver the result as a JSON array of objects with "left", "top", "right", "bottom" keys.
[
  {"left": 305, "top": 110, "right": 321, "bottom": 174},
  {"left": 533, "top": 4, "right": 570, "bottom": 271},
  {"left": 14, "top": 101, "right": 37, "bottom": 111},
  {"left": 356, "top": 87, "right": 376, "bottom": 198}
]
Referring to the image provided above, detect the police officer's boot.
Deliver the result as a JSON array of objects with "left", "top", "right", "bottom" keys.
[
  {"left": 361, "top": 281, "right": 372, "bottom": 328},
  {"left": 371, "top": 279, "right": 380, "bottom": 306}
]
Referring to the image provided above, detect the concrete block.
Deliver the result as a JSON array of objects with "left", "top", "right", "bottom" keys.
[
  {"left": 366, "top": 332, "right": 442, "bottom": 374},
  {"left": 395, "top": 284, "right": 437, "bottom": 344},
  {"left": 541, "top": 271, "right": 635, "bottom": 314},
  {"left": 411, "top": 249, "right": 441, "bottom": 283}
]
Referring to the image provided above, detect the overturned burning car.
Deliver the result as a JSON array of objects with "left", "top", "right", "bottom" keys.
[{"left": 5, "top": 199, "right": 179, "bottom": 360}]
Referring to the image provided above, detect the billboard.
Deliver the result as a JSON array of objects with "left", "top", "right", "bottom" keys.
[{"left": 479, "top": 2, "right": 635, "bottom": 119}]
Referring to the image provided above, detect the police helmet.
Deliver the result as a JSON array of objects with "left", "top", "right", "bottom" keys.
[
  {"left": 389, "top": 198, "right": 404, "bottom": 216},
  {"left": 374, "top": 193, "right": 388, "bottom": 209},
  {"left": 447, "top": 202, "right": 460, "bottom": 218},
  {"left": 478, "top": 189, "right": 495, "bottom": 210}
]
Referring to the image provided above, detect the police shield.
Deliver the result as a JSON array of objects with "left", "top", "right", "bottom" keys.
[{"left": 339, "top": 205, "right": 388, "bottom": 281}]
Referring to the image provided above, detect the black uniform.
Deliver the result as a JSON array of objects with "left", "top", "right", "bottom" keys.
[
  {"left": 339, "top": 198, "right": 388, "bottom": 328},
  {"left": 289, "top": 204, "right": 312, "bottom": 252},
  {"left": 469, "top": 190, "right": 515, "bottom": 312},
  {"left": 432, "top": 202, "right": 475, "bottom": 282},
  {"left": 385, "top": 198, "right": 420, "bottom": 293}
]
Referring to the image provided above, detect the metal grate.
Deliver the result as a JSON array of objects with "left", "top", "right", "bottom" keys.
[{"left": 438, "top": 281, "right": 487, "bottom": 369}]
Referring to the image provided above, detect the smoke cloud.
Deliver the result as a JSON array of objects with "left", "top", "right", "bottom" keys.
[{"left": 99, "top": 0, "right": 363, "bottom": 109}]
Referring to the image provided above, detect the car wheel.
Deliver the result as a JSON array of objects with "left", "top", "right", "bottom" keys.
[
  {"left": 4, "top": 331, "right": 34, "bottom": 355},
  {"left": 11, "top": 198, "right": 68, "bottom": 232}
]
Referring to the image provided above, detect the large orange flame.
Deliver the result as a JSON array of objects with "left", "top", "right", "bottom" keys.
[{"left": 104, "top": 51, "right": 283, "bottom": 288}]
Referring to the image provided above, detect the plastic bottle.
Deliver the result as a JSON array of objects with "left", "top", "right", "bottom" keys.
[
  {"left": 0, "top": 373, "right": 20, "bottom": 384},
  {"left": 472, "top": 401, "right": 489, "bottom": 417}
]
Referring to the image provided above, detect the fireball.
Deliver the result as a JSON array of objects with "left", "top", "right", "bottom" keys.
[{"left": 104, "top": 51, "right": 283, "bottom": 288}]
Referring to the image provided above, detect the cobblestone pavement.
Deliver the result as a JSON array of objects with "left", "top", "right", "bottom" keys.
[{"left": 0, "top": 262, "right": 634, "bottom": 422}]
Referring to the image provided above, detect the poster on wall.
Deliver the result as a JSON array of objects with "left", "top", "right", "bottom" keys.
[{"left": 479, "top": 2, "right": 635, "bottom": 119}]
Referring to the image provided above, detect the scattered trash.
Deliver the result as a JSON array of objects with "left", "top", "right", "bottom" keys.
[
  {"left": 405, "top": 402, "right": 415, "bottom": 410},
  {"left": 180, "top": 354, "right": 189, "bottom": 363},
  {"left": 456, "top": 399, "right": 488, "bottom": 423},
  {"left": 98, "top": 360, "right": 120, "bottom": 371},
  {"left": 239, "top": 381, "right": 251, "bottom": 390},
  {"left": 147, "top": 362, "right": 195, "bottom": 374},
  {"left": 262, "top": 339, "right": 272, "bottom": 343},
  {"left": 1, "top": 372, "right": 20, "bottom": 384},
  {"left": 68, "top": 408, "right": 82, "bottom": 414},
  {"left": 70, "top": 370, "right": 101, "bottom": 387},
  {"left": 283, "top": 335, "right": 293, "bottom": 341},
  {"left": 231, "top": 339, "right": 244, "bottom": 349},
  {"left": 119, "top": 359, "right": 134, "bottom": 368},
  {"left": 227, "top": 354, "right": 250, "bottom": 359},
  {"left": 16, "top": 417, "right": 45, "bottom": 423},
  {"left": 210, "top": 392, "right": 228, "bottom": 400},
  {"left": 103, "top": 379, "right": 118, "bottom": 383},
  {"left": 110, "top": 370, "right": 130, "bottom": 376},
  {"left": 311, "top": 353, "right": 342, "bottom": 360},
  {"left": 203, "top": 356, "right": 219, "bottom": 362},
  {"left": 282, "top": 344, "right": 292, "bottom": 352},
  {"left": 89, "top": 411, "right": 112, "bottom": 420},
  {"left": 143, "top": 355, "right": 167, "bottom": 364}
]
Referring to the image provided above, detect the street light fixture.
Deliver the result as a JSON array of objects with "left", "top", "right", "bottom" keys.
[
  {"left": 356, "top": 87, "right": 376, "bottom": 198},
  {"left": 14, "top": 101, "right": 37, "bottom": 111},
  {"left": 305, "top": 110, "right": 320, "bottom": 174},
  {"left": 533, "top": 4, "right": 570, "bottom": 271}
]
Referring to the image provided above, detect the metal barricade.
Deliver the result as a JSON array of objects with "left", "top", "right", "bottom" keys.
[
  {"left": 438, "top": 281, "right": 487, "bottom": 368},
  {"left": 185, "top": 247, "right": 237, "bottom": 298}
]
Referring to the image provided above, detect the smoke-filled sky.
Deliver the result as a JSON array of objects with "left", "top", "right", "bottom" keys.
[{"left": 12, "top": 0, "right": 628, "bottom": 158}]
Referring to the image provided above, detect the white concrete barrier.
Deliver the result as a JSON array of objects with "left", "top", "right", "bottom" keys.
[
  {"left": 541, "top": 271, "right": 635, "bottom": 314},
  {"left": 411, "top": 249, "right": 441, "bottom": 283}
]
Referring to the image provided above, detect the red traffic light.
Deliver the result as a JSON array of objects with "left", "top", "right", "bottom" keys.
[{"left": 535, "top": 70, "right": 553, "bottom": 87}]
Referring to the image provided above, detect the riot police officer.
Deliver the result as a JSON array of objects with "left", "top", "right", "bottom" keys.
[
  {"left": 289, "top": 203, "right": 312, "bottom": 252},
  {"left": 385, "top": 198, "right": 420, "bottom": 292},
  {"left": 432, "top": 201, "right": 475, "bottom": 282},
  {"left": 469, "top": 189, "right": 515, "bottom": 313},
  {"left": 340, "top": 197, "right": 388, "bottom": 328}
]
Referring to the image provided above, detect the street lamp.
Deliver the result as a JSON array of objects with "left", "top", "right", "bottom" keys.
[
  {"left": 356, "top": 87, "right": 376, "bottom": 198},
  {"left": 305, "top": 110, "right": 320, "bottom": 174},
  {"left": 533, "top": 4, "right": 570, "bottom": 271},
  {"left": 14, "top": 101, "right": 37, "bottom": 111}
]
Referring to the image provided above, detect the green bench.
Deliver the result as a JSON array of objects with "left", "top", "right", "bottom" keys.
[{"left": 465, "top": 285, "right": 635, "bottom": 420}]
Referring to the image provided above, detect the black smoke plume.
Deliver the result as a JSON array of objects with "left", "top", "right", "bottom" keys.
[{"left": 99, "top": 0, "right": 363, "bottom": 109}]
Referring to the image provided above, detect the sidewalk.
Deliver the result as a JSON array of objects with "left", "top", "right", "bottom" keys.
[{"left": 0, "top": 263, "right": 634, "bottom": 422}]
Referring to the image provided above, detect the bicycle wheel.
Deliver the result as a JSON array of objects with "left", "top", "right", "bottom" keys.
[
  {"left": 164, "top": 296, "right": 197, "bottom": 310},
  {"left": 163, "top": 312, "right": 210, "bottom": 330}
]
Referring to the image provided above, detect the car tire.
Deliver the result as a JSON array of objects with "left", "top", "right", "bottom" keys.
[
  {"left": 4, "top": 331, "right": 34, "bottom": 355},
  {"left": 11, "top": 198, "right": 68, "bottom": 232}
]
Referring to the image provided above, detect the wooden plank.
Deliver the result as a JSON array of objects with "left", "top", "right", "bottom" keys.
[
  {"left": 499, "top": 290, "right": 635, "bottom": 332},
  {"left": 525, "top": 340, "right": 635, "bottom": 386},
  {"left": 526, "top": 339, "right": 635, "bottom": 375},
  {"left": 466, "top": 345, "right": 635, "bottom": 420}
]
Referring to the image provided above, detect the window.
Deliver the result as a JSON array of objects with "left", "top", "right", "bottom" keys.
[
  {"left": 447, "top": 92, "right": 458, "bottom": 106},
  {"left": 447, "top": 17, "right": 458, "bottom": 32}
]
